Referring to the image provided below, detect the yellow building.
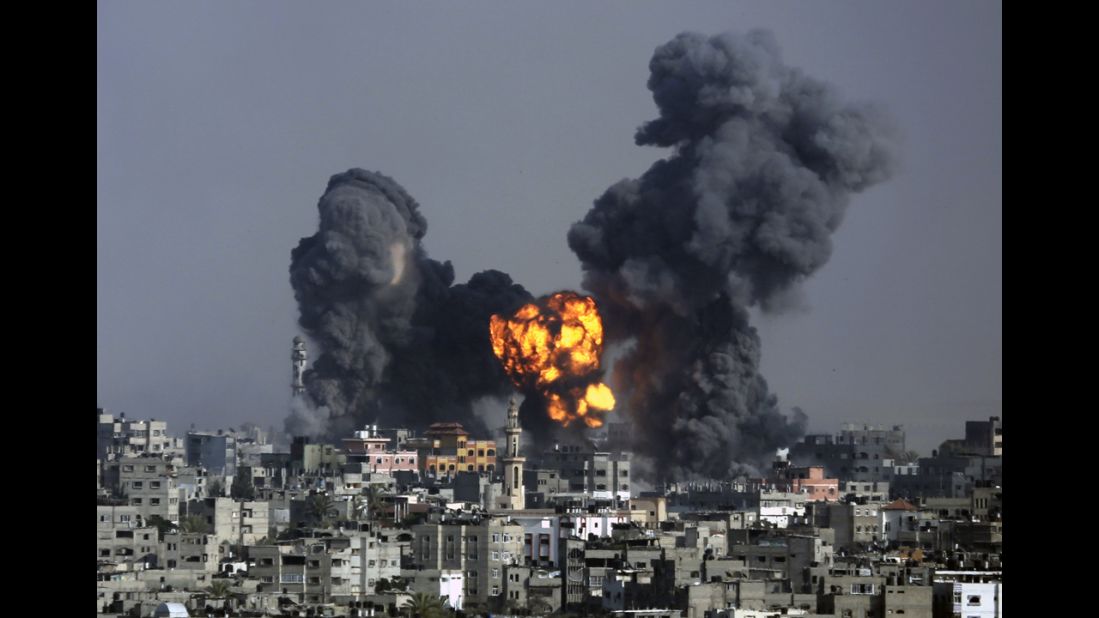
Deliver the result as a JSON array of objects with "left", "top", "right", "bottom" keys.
[{"left": 410, "top": 422, "right": 497, "bottom": 478}]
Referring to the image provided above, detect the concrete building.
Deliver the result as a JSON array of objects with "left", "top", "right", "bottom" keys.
[
  {"left": 560, "top": 509, "right": 630, "bottom": 539},
  {"left": 409, "top": 423, "right": 497, "bottom": 478},
  {"left": 117, "top": 457, "right": 180, "bottom": 523},
  {"left": 410, "top": 517, "right": 525, "bottom": 605},
  {"left": 841, "top": 481, "right": 891, "bottom": 503},
  {"left": 97, "top": 409, "right": 173, "bottom": 461},
  {"left": 630, "top": 495, "right": 669, "bottom": 529},
  {"left": 539, "top": 442, "right": 632, "bottom": 507},
  {"left": 770, "top": 462, "right": 840, "bottom": 502},
  {"left": 350, "top": 532, "right": 402, "bottom": 596},
  {"left": 290, "top": 437, "right": 345, "bottom": 475},
  {"left": 790, "top": 424, "right": 905, "bottom": 483},
  {"left": 412, "top": 569, "right": 465, "bottom": 610},
  {"left": 807, "top": 503, "right": 883, "bottom": 551},
  {"left": 881, "top": 499, "right": 919, "bottom": 544},
  {"left": 507, "top": 512, "right": 563, "bottom": 567},
  {"left": 757, "top": 490, "right": 809, "bottom": 528},
  {"left": 522, "top": 468, "right": 570, "bottom": 507},
  {"left": 185, "top": 431, "right": 237, "bottom": 476},
  {"left": 932, "top": 571, "right": 1002, "bottom": 618},
  {"left": 883, "top": 584, "right": 932, "bottom": 618},
  {"left": 940, "top": 417, "right": 1002, "bottom": 458},
  {"left": 161, "top": 532, "right": 221, "bottom": 573},
  {"left": 97, "top": 506, "right": 160, "bottom": 566},
  {"left": 342, "top": 426, "right": 419, "bottom": 474}
]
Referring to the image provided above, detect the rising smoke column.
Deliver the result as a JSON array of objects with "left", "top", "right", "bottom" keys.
[
  {"left": 289, "top": 169, "right": 531, "bottom": 438},
  {"left": 568, "top": 31, "right": 898, "bottom": 480}
]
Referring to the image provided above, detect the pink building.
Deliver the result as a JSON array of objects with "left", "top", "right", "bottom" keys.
[
  {"left": 342, "top": 426, "right": 419, "bottom": 474},
  {"left": 774, "top": 465, "right": 839, "bottom": 502}
]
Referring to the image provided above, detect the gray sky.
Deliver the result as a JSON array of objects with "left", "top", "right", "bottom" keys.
[{"left": 97, "top": 1, "right": 1001, "bottom": 454}]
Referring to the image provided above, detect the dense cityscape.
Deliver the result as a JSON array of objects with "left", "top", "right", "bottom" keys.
[
  {"left": 98, "top": 6, "right": 1000, "bottom": 618},
  {"left": 96, "top": 340, "right": 1002, "bottom": 618}
]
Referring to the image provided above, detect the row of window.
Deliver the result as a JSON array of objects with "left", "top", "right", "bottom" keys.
[{"left": 121, "top": 465, "right": 161, "bottom": 473}]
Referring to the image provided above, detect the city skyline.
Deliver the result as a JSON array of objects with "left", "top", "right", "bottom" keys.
[{"left": 98, "top": 2, "right": 1002, "bottom": 456}]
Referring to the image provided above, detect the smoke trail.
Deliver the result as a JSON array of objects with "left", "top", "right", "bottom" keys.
[
  {"left": 568, "top": 30, "right": 898, "bottom": 480},
  {"left": 289, "top": 169, "right": 531, "bottom": 438}
]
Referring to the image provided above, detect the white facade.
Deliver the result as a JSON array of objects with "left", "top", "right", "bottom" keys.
[
  {"left": 564, "top": 512, "right": 628, "bottom": 539},
  {"left": 758, "top": 491, "right": 808, "bottom": 528},
  {"left": 935, "top": 581, "right": 1002, "bottom": 617},
  {"left": 439, "top": 570, "right": 465, "bottom": 610}
]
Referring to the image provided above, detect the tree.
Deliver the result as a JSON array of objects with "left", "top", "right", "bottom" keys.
[
  {"left": 207, "top": 579, "right": 233, "bottom": 598},
  {"left": 401, "top": 592, "right": 447, "bottom": 618},
  {"left": 181, "top": 514, "right": 212, "bottom": 534},
  {"left": 207, "top": 479, "right": 225, "bottom": 497},
  {"left": 306, "top": 493, "right": 336, "bottom": 527},
  {"left": 146, "top": 515, "right": 178, "bottom": 537}
]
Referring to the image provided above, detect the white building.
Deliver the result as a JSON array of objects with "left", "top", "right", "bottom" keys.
[
  {"left": 933, "top": 571, "right": 1002, "bottom": 618},
  {"left": 757, "top": 490, "right": 808, "bottom": 528}
]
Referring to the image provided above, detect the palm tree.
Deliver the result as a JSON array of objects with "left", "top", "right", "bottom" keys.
[
  {"left": 207, "top": 579, "right": 233, "bottom": 598},
  {"left": 529, "top": 597, "right": 553, "bottom": 616},
  {"left": 181, "top": 514, "right": 211, "bottom": 534},
  {"left": 401, "top": 592, "right": 447, "bottom": 618},
  {"left": 306, "top": 493, "right": 336, "bottom": 527}
]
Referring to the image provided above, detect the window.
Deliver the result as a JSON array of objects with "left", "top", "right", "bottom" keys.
[
  {"left": 967, "top": 595, "right": 982, "bottom": 606},
  {"left": 491, "top": 568, "right": 499, "bottom": 578},
  {"left": 491, "top": 551, "right": 499, "bottom": 561},
  {"left": 132, "top": 481, "right": 144, "bottom": 489},
  {"left": 132, "top": 498, "right": 143, "bottom": 505},
  {"left": 151, "top": 498, "right": 160, "bottom": 506},
  {"left": 145, "top": 465, "right": 157, "bottom": 472}
]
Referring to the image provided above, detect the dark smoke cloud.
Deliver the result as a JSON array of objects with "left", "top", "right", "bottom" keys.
[
  {"left": 288, "top": 169, "right": 531, "bottom": 438},
  {"left": 568, "top": 30, "right": 898, "bottom": 480}
]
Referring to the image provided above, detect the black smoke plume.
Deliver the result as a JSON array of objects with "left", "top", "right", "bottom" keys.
[
  {"left": 568, "top": 31, "right": 898, "bottom": 480},
  {"left": 288, "top": 169, "right": 531, "bottom": 438}
]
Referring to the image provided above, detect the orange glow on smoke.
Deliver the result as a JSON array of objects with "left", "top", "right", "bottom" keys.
[{"left": 489, "top": 292, "right": 615, "bottom": 428}]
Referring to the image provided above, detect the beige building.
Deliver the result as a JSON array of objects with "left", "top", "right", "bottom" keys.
[{"left": 412, "top": 517, "right": 525, "bottom": 605}]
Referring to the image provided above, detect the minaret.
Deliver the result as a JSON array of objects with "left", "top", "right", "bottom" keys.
[
  {"left": 500, "top": 397, "right": 526, "bottom": 510},
  {"left": 292, "top": 336, "right": 308, "bottom": 398}
]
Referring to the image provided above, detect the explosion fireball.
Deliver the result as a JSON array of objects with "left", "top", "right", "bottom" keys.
[{"left": 489, "top": 292, "right": 615, "bottom": 428}]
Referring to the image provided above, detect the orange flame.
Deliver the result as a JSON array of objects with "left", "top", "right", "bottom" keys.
[{"left": 489, "top": 292, "right": 615, "bottom": 428}]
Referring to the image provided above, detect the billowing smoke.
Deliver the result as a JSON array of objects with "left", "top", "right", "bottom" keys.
[
  {"left": 568, "top": 30, "right": 898, "bottom": 480},
  {"left": 288, "top": 169, "right": 532, "bottom": 438}
]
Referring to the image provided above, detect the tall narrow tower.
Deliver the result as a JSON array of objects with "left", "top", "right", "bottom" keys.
[
  {"left": 292, "top": 336, "right": 308, "bottom": 398},
  {"left": 499, "top": 397, "right": 526, "bottom": 510}
]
